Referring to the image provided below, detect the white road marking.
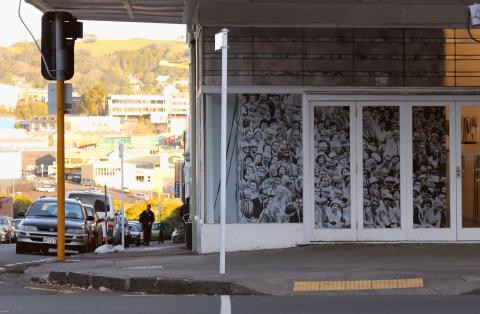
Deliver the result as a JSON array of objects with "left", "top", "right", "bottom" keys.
[
  {"left": 4, "top": 258, "right": 55, "bottom": 267},
  {"left": 220, "top": 295, "right": 231, "bottom": 314}
]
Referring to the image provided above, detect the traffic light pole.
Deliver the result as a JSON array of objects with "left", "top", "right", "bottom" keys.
[{"left": 55, "top": 12, "right": 66, "bottom": 261}]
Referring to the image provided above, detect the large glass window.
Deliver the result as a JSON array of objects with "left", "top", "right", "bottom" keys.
[
  {"left": 204, "top": 93, "right": 303, "bottom": 224},
  {"left": 460, "top": 106, "right": 480, "bottom": 228}
]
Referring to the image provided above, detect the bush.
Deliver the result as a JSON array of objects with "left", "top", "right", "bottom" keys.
[{"left": 13, "top": 195, "right": 33, "bottom": 217}]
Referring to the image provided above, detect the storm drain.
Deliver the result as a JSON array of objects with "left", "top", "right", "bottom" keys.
[{"left": 121, "top": 265, "right": 163, "bottom": 270}]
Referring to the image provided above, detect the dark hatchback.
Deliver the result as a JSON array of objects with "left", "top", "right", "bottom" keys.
[{"left": 16, "top": 197, "right": 95, "bottom": 254}]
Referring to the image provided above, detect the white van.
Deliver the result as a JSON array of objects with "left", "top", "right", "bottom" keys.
[{"left": 66, "top": 190, "right": 115, "bottom": 244}]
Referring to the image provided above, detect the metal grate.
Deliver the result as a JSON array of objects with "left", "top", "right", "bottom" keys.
[{"left": 121, "top": 265, "right": 163, "bottom": 270}]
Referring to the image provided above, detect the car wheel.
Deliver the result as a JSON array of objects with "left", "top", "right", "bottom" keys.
[{"left": 16, "top": 242, "right": 29, "bottom": 254}]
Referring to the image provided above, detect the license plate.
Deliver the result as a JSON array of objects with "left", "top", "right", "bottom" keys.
[{"left": 43, "top": 237, "right": 56, "bottom": 244}]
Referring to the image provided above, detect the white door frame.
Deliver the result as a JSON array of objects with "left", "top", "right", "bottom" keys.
[
  {"left": 356, "top": 101, "right": 408, "bottom": 241},
  {"left": 406, "top": 101, "right": 456, "bottom": 241},
  {"left": 456, "top": 102, "right": 480, "bottom": 240},
  {"left": 309, "top": 101, "right": 358, "bottom": 241}
]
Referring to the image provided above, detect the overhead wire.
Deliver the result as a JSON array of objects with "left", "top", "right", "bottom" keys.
[{"left": 18, "top": 0, "right": 54, "bottom": 79}]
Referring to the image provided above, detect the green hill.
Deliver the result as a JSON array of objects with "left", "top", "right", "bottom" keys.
[{"left": 0, "top": 38, "right": 189, "bottom": 94}]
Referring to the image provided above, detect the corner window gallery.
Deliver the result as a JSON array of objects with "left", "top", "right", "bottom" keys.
[{"left": 199, "top": 27, "right": 480, "bottom": 245}]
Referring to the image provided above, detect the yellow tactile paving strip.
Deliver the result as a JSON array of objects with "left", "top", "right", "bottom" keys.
[{"left": 293, "top": 278, "right": 423, "bottom": 292}]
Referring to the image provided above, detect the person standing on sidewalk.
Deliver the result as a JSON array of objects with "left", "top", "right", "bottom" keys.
[
  {"left": 139, "top": 204, "right": 155, "bottom": 246},
  {"left": 158, "top": 222, "right": 165, "bottom": 244}
]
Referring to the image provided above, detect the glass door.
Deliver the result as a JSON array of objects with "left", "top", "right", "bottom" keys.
[
  {"left": 357, "top": 102, "right": 407, "bottom": 241},
  {"left": 457, "top": 104, "right": 480, "bottom": 240},
  {"left": 408, "top": 103, "right": 455, "bottom": 241},
  {"left": 310, "top": 102, "right": 357, "bottom": 241}
]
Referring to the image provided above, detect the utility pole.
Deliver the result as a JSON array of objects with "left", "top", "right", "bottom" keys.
[
  {"left": 55, "top": 12, "right": 66, "bottom": 261},
  {"left": 40, "top": 11, "right": 82, "bottom": 261}
]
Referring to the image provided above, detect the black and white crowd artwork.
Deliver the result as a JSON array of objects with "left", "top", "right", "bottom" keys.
[
  {"left": 412, "top": 106, "right": 449, "bottom": 228},
  {"left": 314, "top": 106, "right": 351, "bottom": 229},
  {"left": 237, "top": 94, "right": 303, "bottom": 223},
  {"left": 363, "top": 106, "right": 401, "bottom": 228}
]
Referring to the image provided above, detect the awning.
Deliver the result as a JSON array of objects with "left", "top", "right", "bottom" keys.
[{"left": 25, "top": 0, "right": 186, "bottom": 24}]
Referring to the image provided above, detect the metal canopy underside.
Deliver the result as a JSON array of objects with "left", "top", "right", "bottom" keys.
[
  {"left": 25, "top": 0, "right": 475, "bottom": 28},
  {"left": 25, "top": 0, "right": 186, "bottom": 24}
]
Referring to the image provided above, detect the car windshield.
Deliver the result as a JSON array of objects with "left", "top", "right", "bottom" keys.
[
  {"left": 84, "top": 206, "right": 93, "bottom": 216},
  {"left": 27, "top": 201, "right": 85, "bottom": 219},
  {"left": 68, "top": 193, "right": 109, "bottom": 213},
  {"left": 129, "top": 224, "right": 141, "bottom": 231}
]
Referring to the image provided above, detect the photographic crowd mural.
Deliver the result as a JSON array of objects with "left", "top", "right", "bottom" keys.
[
  {"left": 237, "top": 94, "right": 303, "bottom": 223},
  {"left": 313, "top": 106, "right": 351, "bottom": 229},
  {"left": 412, "top": 106, "right": 449, "bottom": 228},
  {"left": 362, "top": 106, "right": 401, "bottom": 228}
]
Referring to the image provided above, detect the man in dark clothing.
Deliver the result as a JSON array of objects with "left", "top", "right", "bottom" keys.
[
  {"left": 179, "top": 197, "right": 190, "bottom": 223},
  {"left": 139, "top": 204, "right": 155, "bottom": 246}
]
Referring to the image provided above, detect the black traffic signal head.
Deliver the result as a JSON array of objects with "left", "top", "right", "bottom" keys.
[{"left": 41, "top": 12, "right": 83, "bottom": 80}]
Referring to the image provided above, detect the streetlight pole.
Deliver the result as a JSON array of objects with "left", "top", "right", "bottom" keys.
[
  {"left": 215, "top": 28, "right": 228, "bottom": 275},
  {"left": 119, "top": 143, "right": 125, "bottom": 249}
]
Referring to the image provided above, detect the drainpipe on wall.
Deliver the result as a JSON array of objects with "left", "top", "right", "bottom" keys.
[{"left": 188, "top": 35, "right": 197, "bottom": 252}]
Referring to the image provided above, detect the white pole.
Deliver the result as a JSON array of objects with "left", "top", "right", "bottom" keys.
[
  {"left": 219, "top": 29, "right": 228, "bottom": 275},
  {"left": 119, "top": 143, "right": 125, "bottom": 249}
]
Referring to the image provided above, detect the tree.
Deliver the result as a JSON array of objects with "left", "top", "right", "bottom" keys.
[
  {"left": 77, "top": 84, "right": 107, "bottom": 115},
  {"left": 133, "top": 117, "right": 156, "bottom": 134},
  {"left": 15, "top": 100, "right": 48, "bottom": 120},
  {"left": 13, "top": 195, "right": 33, "bottom": 217}
]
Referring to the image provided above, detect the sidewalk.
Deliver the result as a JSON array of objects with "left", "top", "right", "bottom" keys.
[{"left": 23, "top": 242, "right": 480, "bottom": 295}]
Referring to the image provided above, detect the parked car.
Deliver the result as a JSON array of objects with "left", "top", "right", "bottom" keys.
[
  {"left": 83, "top": 204, "right": 103, "bottom": 250},
  {"left": 65, "top": 191, "right": 115, "bottom": 245},
  {"left": 35, "top": 184, "right": 55, "bottom": 192},
  {"left": 171, "top": 227, "right": 185, "bottom": 243},
  {"left": 15, "top": 197, "right": 95, "bottom": 254},
  {"left": 23, "top": 173, "right": 36, "bottom": 181},
  {"left": 113, "top": 215, "right": 130, "bottom": 247},
  {"left": 72, "top": 173, "right": 81, "bottom": 183},
  {"left": 11, "top": 218, "right": 23, "bottom": 242},
  {"left": 151, "top": 221, "right": 173, "bottom": 241},
  {"left": 0, "top": 216, "right": 15, "bottom": 243},
  {"left": 128, "top": 222, "right": 143, "bottom": 246}
]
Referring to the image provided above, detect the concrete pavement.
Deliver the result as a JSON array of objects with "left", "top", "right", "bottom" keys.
[{"left": 22, "top": 243, "right": 480, "bottom": 295}]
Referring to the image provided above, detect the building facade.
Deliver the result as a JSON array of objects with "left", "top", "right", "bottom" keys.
[{"left": 24, "top": 0, "right": 480, "bottom": 254}]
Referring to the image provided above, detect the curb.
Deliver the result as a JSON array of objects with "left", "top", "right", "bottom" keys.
[{"left": 41, "top": 271, "right": 262, "bottom": 295}]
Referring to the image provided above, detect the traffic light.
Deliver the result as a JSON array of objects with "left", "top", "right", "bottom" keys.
[{"left": 41, "top": 12, "right": 83, "bottom": 80}]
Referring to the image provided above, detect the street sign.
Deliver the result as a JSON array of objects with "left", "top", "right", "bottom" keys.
[{"left": 48, "top": 83, "right": 72, "bottom": 114}]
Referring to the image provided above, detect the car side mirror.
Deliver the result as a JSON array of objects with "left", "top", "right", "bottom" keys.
[
  {"left": 87, "top": 215, "right": 95, "bottom": 221},
  {"left": 17, "top": 211, "right": 25, "bottom": 218}
]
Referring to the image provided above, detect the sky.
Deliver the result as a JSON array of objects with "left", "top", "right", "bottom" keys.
[{"left": 0, "top": 0, "right": 186, "bottom": 47}]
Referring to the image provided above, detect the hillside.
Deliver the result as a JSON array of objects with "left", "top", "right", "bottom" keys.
[{"left": 0, "top": 38, "right": 189, "bottom": 95}]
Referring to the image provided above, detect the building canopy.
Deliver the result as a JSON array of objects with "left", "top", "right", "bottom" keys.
[{"left": 26, "top": 0, "right": 474, "bottom": 28}]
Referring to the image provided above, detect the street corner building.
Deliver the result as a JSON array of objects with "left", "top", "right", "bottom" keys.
[{"left": 25, "top": 0, "right": 480, "bottom": 253}]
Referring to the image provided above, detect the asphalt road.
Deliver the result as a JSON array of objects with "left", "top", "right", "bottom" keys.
[
  {"left": 0, "top": 244, "right": 55, "bottom": 269},
  {"left": 0, "top": 279, "right": 480, "bottom": 314}
]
